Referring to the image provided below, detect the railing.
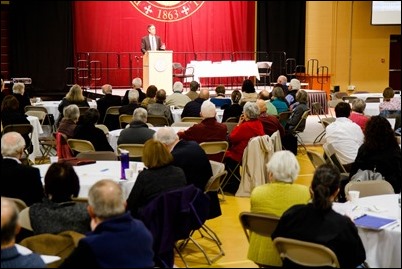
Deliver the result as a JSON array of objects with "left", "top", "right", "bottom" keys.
[{"left": 65, "top": 51, "right": 283, "bottom": 89}]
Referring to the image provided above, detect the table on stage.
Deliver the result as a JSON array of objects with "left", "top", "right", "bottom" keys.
[
  {"left": 31, "top": 100, "right": 97, "bottom": 121},
  {"left": 185, "top": 60, "right": 260, "bottom": 83},
  {"left": 33, "top": 161, "right": 144, "bottom": 199},
  {"left": 108, "top": 126, "right": 188, "bottom": 153},
  {"left": 27, "top": 115, "right": 43, "bottom": 163},
  {"left": 333, "top": 194, "right": 401, "bottom": 268}
]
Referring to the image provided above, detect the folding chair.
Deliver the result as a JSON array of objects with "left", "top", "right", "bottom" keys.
[
  {"left": 76, "top": 151, "right": 118, "bottom": 161},
  {"left": 119, "top": 114, "right": 133, "bottom": 129},
  {"left": 239, "top": 212, "right": 280, "bottom": 268},
  {"left": 306, "top": 150, "right": 327, "bottom": 169},
  {"left": 25, "top": 105, "right": 55, "bottom": 132},
  {"left": 181, "top": 117, "right": 203, "bottom": 123},
  {"left": 146, "top": 115, "right": 170, "bottom": 127},
  {"left": 199, "top": 141, "right": 229, "bottom": 163},
  {"left": 118, "top": 144, "right": 144, "bottom": 161},
  {"left": 172, "top": 62, "right": 194, "bottom": 84},
  {"left": 290, "top": 109, "right": 310, "bottom": 153},
  {"left": 67, "top": 138, "right": 95, "bottom": 154},
  {"left": 273, "top": 237, "right": 340, "bottom": 268},
  {"left": 344, "top": 180, "right": 394, "bottom": 198}
]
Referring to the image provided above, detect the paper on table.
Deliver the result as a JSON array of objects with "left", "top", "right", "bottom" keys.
[
  {"left": 15, "top": 244, "right": 61, "bottom": 264},
  {"left": 354, "top": 214, "right": 398, "bottom": 230}
]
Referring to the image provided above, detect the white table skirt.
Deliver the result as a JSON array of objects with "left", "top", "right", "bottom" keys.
[
  {"left": 27, "top": 116, "right": 43, "bottom": 163},
  {"left": 31, "top": 100, "right": 97, "bottom": 121},
  {"left": 333, "top": 194, "right": 401, "bottom": 268},
  {"left": 34, "top": 161, "right": 144, "bottom": 199}
]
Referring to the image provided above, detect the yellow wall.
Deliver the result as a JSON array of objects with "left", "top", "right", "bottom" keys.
[{"left": 306, "top": 1, "right": 400, "bottom": 93}]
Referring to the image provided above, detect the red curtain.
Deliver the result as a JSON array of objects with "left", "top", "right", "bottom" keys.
[{"left": 73, "top": 1, "right": 255, "bottom": 86}]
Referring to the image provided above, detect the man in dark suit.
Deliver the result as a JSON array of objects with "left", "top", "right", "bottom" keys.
[
  {"left": 122, "top": 77, "right": 146, "bottom": 105},
  {"left": 119, "top": 90, "right": 140, "bottom": 116},
  {"left": 154, "top": 127, "right": 221, "bottom": 219},
  {"left": 181, "top": 88, "right": 210, "bottom": 118},
  {"left": 1, "top": 132, "right": 44, "bottom": 206},
  {"left": 96, "top": 84, "right": 122, "bottom": 131},
  {"left": 141, "top": 24, "right": 165, "bottom": 54}
]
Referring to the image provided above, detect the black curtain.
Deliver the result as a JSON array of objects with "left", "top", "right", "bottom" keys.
[
  {"left": 9, "top": 1, "right": 73, "bottom": 97},
  {"left": 257, "top": 1, "right": 306, "bottom": 81}
]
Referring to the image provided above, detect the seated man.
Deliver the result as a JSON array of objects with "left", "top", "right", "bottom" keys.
[
  {"left": 181, "top": 89, "right": 210, "bottom": 118},
  {"left": 1, "top": 132, "right": 44, "bottom": 206},
  {"left": 1, "top": 197, "right": 46, "bottom": 268},
  {"left": 256, "top": 99, "right": 284, "bottom": 137},
  {"left": 117, "top": 107, "right": 155, "bottom": 145},
  {"left": 147, "top": 89, "right": 174, "bottom": 125},
  {"left": 122, "top": 77, "right": 146, "bottom": 105},
  {"left": 119, "top": 90, "right": 140, "bottom": 116},
  {"left": 96, "top": 84, "right": 122, "bottom": 130},
  {"left": 60, "top": 180, "right": 154, "bottom": 268},
  {"left": 324, "top": 102, "right": 364, "bottom": 172},
  {"left": 165, "top": 81, "right": 191, "bottom": 109},
  {"left": 178, "top": 100, "right": 227, "bottom": 144}
]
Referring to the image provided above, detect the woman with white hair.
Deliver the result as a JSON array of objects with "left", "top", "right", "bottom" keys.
[
  {"left": 247, "top": 150, "right": 310, "bottom": 267},
  {"left": 223, "top": 102, "right": 264, "bottom": 194}
]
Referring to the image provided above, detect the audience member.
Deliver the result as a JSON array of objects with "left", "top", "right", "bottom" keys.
[
  {"left": 285, "top": 78, "right": 301, "bottom": 107},
  {"left": 222, "top": 89, "right": 243, "bottom": 122},
  {"left": 210, "top": 85, "right": 231, "bottom": 109},
  {"left": 325, "top": 102, "right": 364, "bottom": 172},
  {"left": 240, "top": 79, "right": 258, "bottom": 104},
  {"left": 165, "top": 81, "right": 191, "bottom": 109},
  {"left": 248, "top": 150, "right": 310, "bottom": 267},
  {"left": 74, "top": 108, "right": 114, "bottom": 152},
  {"left": 0, "top": 78, "right": 10, "bottom": 107},
  {"left": 181, "top": 88, "right": 210, "bottom": 118},
  {"left": 29, "top": 162, "right": 90, "bottom": 235},
  {"left": 122, "top": 77, "right": 146, "bottom": 105},
  {"left": 257, "top": 89, "right": 278, "bottom": 116},
  {"left": 61, "top": 180, "right": 154, "bottom": 268},
  {"left": 117, "top": 107, "right": 155, "bottom": 145},
  {"left": 1, "top": 197, "right": 46, "bottom": 268},
  {"left": 224, "top": 102, "right": 264, "bottom": 194},
  {"left": 1, "top": 132, "right": 44, "bottom": 206},
  {"left": 349, "top": 116, "right": 401, "bottom": 193},
  {"left": 379, "top": 86, "right": 400, "bottom": 112},
  {"left": 276, "top": 75, "right": 289, "bottom": 95},
  {"left": 270, "top": 85, "right": 289, "bottom": 114},
  {"left": 140, "top": 85, "right": 157, "bottom": 108},
  {"left": 12, "top": 82, "right": 31, "bottom": 115},
  {"left": 57, "top": 104, "right": 80, "bottom": 138},
  {"left": 186, "top": 80, "right": 200, "bottom": 101},
  {"left": 272, "top": 164, "right": 366, "bottom": 268},
  {"left": 349, "top": 98, "right": 369, "bottom": 132},
  {"left": 1, "top": 95, "right": 32, "bottom": 153},
  {"left": 256, "top": 99, "right": 284, "bottom": 137},
  {"left": 147, "top": 89, "right": 174, "bottom": 125},
  {"left": 119, "top": 89, "right": 140, "bottom": 116},
  {"left": 127, "top": 139, "right": 187, "bottom": 217},
  {"left": 178, "top": 100, "right": 227, "bottom": 144},
  {"left": 154, "top": 127, "right": 220, "bottom": 218},
  {"left": 96, "top": 84, "right": 122, "bottom": 131},
  {"left": 57, "top": 84, "right": 89, "bottom": 126}
]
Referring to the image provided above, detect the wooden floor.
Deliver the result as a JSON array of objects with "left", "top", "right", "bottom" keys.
[{"left": 173, "top": 145, "right": 324, "bottom": 268}]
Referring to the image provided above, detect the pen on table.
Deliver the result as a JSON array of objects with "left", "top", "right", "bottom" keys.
[{"left": 100, "top": 168, "right": 109, "bottom": 172}]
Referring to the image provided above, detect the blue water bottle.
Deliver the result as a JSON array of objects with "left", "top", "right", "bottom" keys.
[{"left": 120, "top": 150, "right": 130, "bottom": 180}]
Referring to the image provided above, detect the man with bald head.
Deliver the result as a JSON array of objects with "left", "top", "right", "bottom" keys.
[
  {"left": 258, "top": 89, "right": 278, "bottom": 116},
  {"left": 61, "top": 179, "right": 154, "bottom": 268},
  {"left": 256, "top": 99, "right": 285, "bottom": 137},
  {"left": 1, "top": 132, "right": 44, "bottom": 206},
  {"left": 1, "top": 197, "right": 46, "bottom": 268},
  {"left": 181, "top": 88, "right": 210, "bottom": 118}
]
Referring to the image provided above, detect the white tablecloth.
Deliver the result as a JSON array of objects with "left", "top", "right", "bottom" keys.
[
  {"left": 32, "top": 100, "right": 97, "bottom": 121},
  {"left": 333, "top": 194, "right": 401, "bottom": 268},
  {"left": 172, "top": 108, "right": 224, "bottom": 123},
  {"left": 34, "top": 161, "right": 144, "bottom": 199},
  {"left": 186, "top": 60, "right": 260, "bottom": 83},
  {"left": 108, "top": 126, "right": 188, "bottom": 153},
  {"left": 27, "top": 116, "right": 43, "bottom": 163}
]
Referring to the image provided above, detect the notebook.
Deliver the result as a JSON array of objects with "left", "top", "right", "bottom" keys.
[{"left": 354, "top": 214, "right": 398, "bottom": 230}]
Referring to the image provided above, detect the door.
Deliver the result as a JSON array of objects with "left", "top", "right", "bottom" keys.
[{"left": 389, "top": 35, "right": 401, "bottom": 91}]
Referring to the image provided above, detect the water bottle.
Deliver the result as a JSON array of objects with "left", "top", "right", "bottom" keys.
[{"left": 120, "top": 150, "right": 130, "bottom": 180}]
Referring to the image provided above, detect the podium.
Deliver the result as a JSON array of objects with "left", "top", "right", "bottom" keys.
[{"left": 143, "top": 50, "right": 173, "bottom": 95}]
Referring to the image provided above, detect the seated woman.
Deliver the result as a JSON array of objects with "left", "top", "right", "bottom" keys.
[
  {"left": 57, "top": 104, "right": 80, "bottom": 138},
  {"left": 223, "top": 102, "right": 264, "bottom": 194},
  {"left": 240, "top": 79, "right": 258, "bottom": 104},
  {"left": 222, "top": 89, "right": 242, "bottom": 122},
  {"left": 349, "top": 98, "right": 370, "bottom": 132},
  {"left": 29, "top": 162, "right": 91, "bottom": 235},
  {"left": 57, "top": 84, "right": 89, "bottom": 126},
  {"left": 126, "top": 139, "right": 187, "bottom": 217},
  {"left": 270, "top": 85, "right": 289, "bottom": 114},
  {"left": 379, "top": 86, "right": 400, "bottom": 112},
  {"left": 248, "top": 150, "right": 310, "bottom": 267},
  {"left": 272, "top": 164, "right": 366, "bottom": 268},
  {"left": 73, "top": 108, "right": 114, "bottom": 152},
  {"left": 349, "top": 116, "right": 401, "bottom": 193}
]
